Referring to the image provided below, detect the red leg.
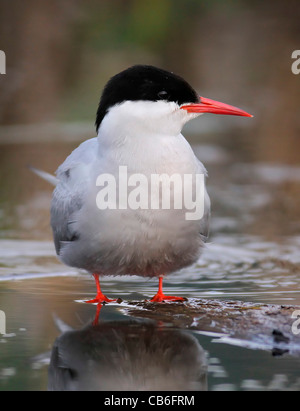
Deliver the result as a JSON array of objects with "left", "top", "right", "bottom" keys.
[
  {"left": 92, "top": 303, "right": 103, "bottom": 326},
  {"left": 150, "top": 276, "right": 187, "bottom": 302},
  {"left": 85, "top": 274, "right": 116, "bottom": 304}
]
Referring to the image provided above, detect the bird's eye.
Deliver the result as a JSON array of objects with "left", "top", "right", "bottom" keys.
[{"left": 157, "top": 90, "right": 169, "bottom": 100}]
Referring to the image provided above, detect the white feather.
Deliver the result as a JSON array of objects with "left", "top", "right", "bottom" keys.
[
  {"left": 51, "top": 100, "right": 210, "bottom": 278},
  {"left": 29, "top": 165, "right": 58, "bottom": 186}
]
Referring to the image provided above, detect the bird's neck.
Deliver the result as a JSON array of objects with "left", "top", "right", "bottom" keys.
[{"left": 97, "top": 100, "right": 189, "bottom": 143}]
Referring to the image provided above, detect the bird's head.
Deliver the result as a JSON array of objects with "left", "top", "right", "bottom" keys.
[{"left": 96, "top": 65, "right": 252, "bottom": 136}]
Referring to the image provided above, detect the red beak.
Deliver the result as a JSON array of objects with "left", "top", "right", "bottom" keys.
[{"left": 181, "top": 96, "right": 253, "bottom": 117}]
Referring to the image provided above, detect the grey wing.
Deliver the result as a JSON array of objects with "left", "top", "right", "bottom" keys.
[
  {"left": 196, "top": 159, "right": 211, "bottom": 243},
  {"left": 199, "top": 194, "right": 210, "bottom": 243},
  {"left": 51, "top": 186, "right": 83, "bottom": 256},
  {"left": 50, "top": 137, "right": 98, "bottom": 255}
]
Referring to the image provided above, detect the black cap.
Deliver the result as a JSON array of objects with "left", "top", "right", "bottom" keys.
[{"left": 95, "top": 65, "right": 199, "bottom": 132}]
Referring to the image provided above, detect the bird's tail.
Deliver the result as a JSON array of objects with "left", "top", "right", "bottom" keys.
[
  {"left": 29, "top": 165, "right": 58, "bottom": 186},
  {"left": 52, "top": 313, "right": 74, "bottom": 334}
]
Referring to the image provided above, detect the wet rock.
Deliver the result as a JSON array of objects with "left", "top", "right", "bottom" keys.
[
  {"left": 272, "top": 329, "right": 290, "bottom": 344},
  {"left": 121, "top": 298, "right": 300, "bottom": 356}
]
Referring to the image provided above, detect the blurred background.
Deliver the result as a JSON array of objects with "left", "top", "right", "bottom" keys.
[
  {"left": 1, "top": 1, "right": 300, "bottom": 391},
  {"left": 0, "top": 0, "right": 299, "bottom": 241}
]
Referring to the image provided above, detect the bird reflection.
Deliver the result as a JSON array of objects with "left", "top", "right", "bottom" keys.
[{"left": 48, "top": 304, "right": 207, "bottom": 391}]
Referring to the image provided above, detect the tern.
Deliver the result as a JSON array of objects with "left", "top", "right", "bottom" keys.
[
  {"left": 48, "top": 318, "right": 207, "bottom": 391},
  {"left": 47, "top": 65, "right": 252, "bottom": 303}
]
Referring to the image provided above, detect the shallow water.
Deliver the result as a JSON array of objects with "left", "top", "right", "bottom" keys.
[{"left": 1, "top": 124, "right": 300, "bottom": 391}]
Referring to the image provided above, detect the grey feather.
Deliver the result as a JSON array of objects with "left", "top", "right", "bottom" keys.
[
  {"left": 50, "top": 137, "right": 98, "bottom": 256},
  {"left": 29, "top": 165, "right": 58, "bottom": 186},
  {"left": 51, "top": 187, "right": 83, "bottom": 255}
]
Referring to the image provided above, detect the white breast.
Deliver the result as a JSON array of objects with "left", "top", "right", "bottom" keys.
[{"left": 57, "top": 101, "right": 210, "bottom": 277}]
